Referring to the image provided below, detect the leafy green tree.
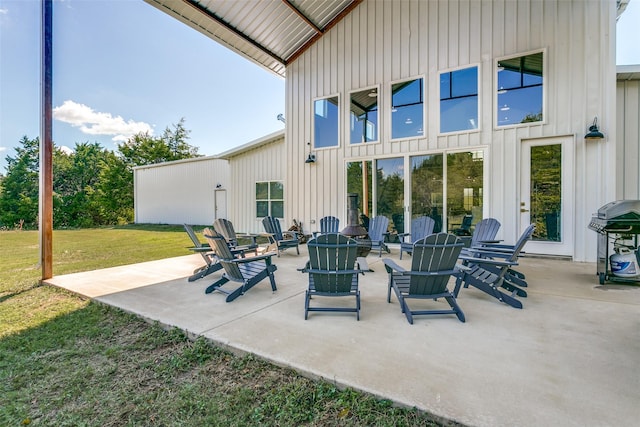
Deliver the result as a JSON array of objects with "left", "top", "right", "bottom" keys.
[
  {"left": 53, "top": 142, "right": 110, "bottom": 227},
  {"left": 96, "top": 152, "right": 133, "bottom": 224},
  {"left": 0, "top": 136, "right": 40, "bottom": 228}
]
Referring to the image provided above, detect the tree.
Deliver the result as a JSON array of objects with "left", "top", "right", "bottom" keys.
[{"left": 0, "top": 136, "right": 40, "bottom": 228}]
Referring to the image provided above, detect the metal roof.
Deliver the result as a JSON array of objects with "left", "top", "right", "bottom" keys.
[
  {"left": 617, "top": 64, "right": 640, "bottom": 81},
  {"left": 144, "top": 0, "right": 363, "bottom": 77}
]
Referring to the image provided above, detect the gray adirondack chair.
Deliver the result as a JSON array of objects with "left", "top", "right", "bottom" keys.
[
  {"left": 454, "top": 224, "right": 535, "bottom": 309},
  {"left": 202, "top": 230, "right": 278, "bottom": 302},
  {"left": 302, "top": 233, "right": 366, "bottom": 320},
  {"left": 183, "top": 224, "right": 221, "bottom": 281},
  {"left": 313, "top": 215, "right": 340, "bottom": 238},
  {"left": 368, "top": 215, "right": 390, "bottom": 256},
  {"left": 469, "top": 218, "right": 501, "bottom": 247},
  {"left": 262, "top": 216, "right": 300, "bottom": 256},
  {"left": 213, "top": 218, "right": 258, "bottom": 254},
  {"left": 383, "top": 233, "right": 465, "bottom": 324},
  {"left": 451, "top": 214, "right": 473, "bottom": 236},
  {"left": 398, "top": 216, "right": 436, "bottom": 259}
]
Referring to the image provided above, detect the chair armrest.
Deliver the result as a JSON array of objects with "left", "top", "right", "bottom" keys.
[
  {"left": 458, "top": 255, "right": 518, "bottom": 267},
  {"left": 228, "top": 252, "right": 275, "bottom": 264},
  {"left": 187, "top": 246, "right": 211, "bottom": 253},
  {"left": 382, "top": 258, "right": 406, "bottom": 274},
  {"left": 356, "top": 257, "right": 370, "bottom": 272}
]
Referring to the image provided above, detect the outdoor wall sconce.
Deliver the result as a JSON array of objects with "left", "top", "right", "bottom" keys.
[
  {"left": 305, "top": 153, "right": 316, "bottom": 164},
  {"left": 585, "top": 116, "right": 604, "bottom": 140}
]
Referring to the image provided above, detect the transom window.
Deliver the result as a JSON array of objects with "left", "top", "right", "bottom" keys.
[
  {"left": 440, "top": 66, "right": 478, "bottom": 133},
  {"left": 350, "top": 88, "right": 379, "bottom": 144},
  {"left": 256, "top": 181, "right": 283, "bottom": 219},
  {"left": 314, "top": 95, "right": 339, "bottom": 148},
  {"left": 391, "top": 77, "right": 424, "bottom": 140},
  {"left": 497, "top": 51, "right": 544, "bottom": 126}
]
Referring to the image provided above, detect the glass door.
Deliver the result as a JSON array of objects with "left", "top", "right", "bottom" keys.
[
  {"left": 520, "top": 137, "right": 573, "bottom": 256},
  {"left": 375, "top": 157, "right": 405, "bottom": 241}
]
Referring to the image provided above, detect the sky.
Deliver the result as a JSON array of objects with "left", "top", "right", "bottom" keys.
[
  {"left": 1, "top": 0, "right": 639, "bottom": 175},
  {"left": 0, "top": 0, "right": 285, "bottom": 173}
]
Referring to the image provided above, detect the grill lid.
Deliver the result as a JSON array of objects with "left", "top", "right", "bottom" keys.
[{"left": 597, "top": 200, "right": 640, "bottom": 220}]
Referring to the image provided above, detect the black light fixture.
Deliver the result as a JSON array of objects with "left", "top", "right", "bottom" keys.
[
  {"left": 305, "top": 153, "right": 316, "bottom": 164},
  {"left": 585, "top": 117, "right": 604, "bottom": 139}
]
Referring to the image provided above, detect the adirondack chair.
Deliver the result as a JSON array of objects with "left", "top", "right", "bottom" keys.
[
  {"left": 213, "top": 218, "right": 258, "bottom": 254},
  {"left": 451, "top": 214, "right": 473, "bottom": 236},
  {"left": 313, "top": 216, "right": 340, "bottom": 238},
  {"left": 368, "top": 215, "right": 390, "bottom": 256},
  {"left": 454, "top": 224, "right": 535, "bottom": 309},
  {"left": 382, "top": 233, "right": 465, "bottom": 324},
  {"left": 301, "top": 233, "right": 366, "bottom": 320},
  {"left": 469, "top": 217, "right": 501, "bottom": 247},
  {"left": 398, "top": 216, "right": 436, "bottom": 259},
  {"left": 202, "top": 230, "right": 278, "bottom": 302},
  {"left": 183, "top": 224, "right": 221, "bottom": 282},
  {"left": 262, "top": 216, "right": 300, "bottom": 256}
]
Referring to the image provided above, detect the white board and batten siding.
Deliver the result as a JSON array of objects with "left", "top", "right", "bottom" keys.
[
  {"left": 285, "top": 0, "right": 617, "bottom": 261},
  {"left": 616, "top": 67, "right": 640, "bottom": 200},
  {"left": 218, "top": 131, "right": 286, "bottom": 234},
  {"left": 134, "top": 156, "right": 230, "bottom": 225}
]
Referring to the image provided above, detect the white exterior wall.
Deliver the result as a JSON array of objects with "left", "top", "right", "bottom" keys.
[
  {"left": 225, "top": 135, "right": 286, "bottom": 234},
  {"left": 616, "top": 78, "right": 640, "bottom": 200},
  {"left": 285, "top": 0, "right": 617, "bottom": 261},
  {"left": 134, "top": 157, "right": 230, "bottom": 225}
]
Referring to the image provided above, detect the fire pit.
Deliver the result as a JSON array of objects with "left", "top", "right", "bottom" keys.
[{"left": 341, "top": 193, "right": 372, "bottom": 257}]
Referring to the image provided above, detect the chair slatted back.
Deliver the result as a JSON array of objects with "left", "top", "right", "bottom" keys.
[
  {"left": 410, "top": 233, "right": 464, "bottom": 295},
  {"left": 505, "top": 224, "right": 536, "bottom": 263},
  {"left": 410, "top": 216, "right": 436, "bottom": 242},
  {"left": 307, "top": 234, "right": 358, "bottom": 293},
  {"left": 262, "top": 216, "right": 284, "bottom": 240},
  {"left": 213, "top": 218, "right": 238, "bottom": 247},
  {"left": 202, "top": 228, "right": 244, "bottom": 281},
  {"left": 470, "top": 218, "right": 501, "bottom": 246},
  {"left": 319, "top": 216, "right": 340, "bottom": 234},
  {"left": 368, "top": 216, "right": 389, "bottom": 241},
  {"left": 184, "top": 224, "right": 206, "bottom": 248}
]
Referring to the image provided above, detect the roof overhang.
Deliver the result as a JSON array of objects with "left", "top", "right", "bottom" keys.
[
  {"left": 144, "top": 0, "right": 363, "bottom": 78},
  {"left": 617, "top": 65, "right": 640, "bottom": 81}
]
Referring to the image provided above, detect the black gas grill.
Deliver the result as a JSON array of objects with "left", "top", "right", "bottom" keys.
[{"left": 588, "top": 200, "right": 640, "bottom": 284}]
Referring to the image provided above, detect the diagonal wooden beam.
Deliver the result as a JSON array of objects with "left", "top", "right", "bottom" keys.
[
  {"left": 285, "top": 0, "right": 363, "bottom": 64},
  {"left": 282, "top": 0, "right": 322, "bottom": 35}
]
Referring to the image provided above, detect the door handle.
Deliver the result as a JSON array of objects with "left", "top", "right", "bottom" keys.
[{"left": 520, "top": 208, "right": 529, "bottom": 213}]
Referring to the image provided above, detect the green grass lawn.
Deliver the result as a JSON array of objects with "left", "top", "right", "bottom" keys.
[{"left": 0, "top": 226, "right": 455, "bottom": 426}]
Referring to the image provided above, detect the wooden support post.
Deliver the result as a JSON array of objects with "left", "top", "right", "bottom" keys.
[{"left": 40, "top": 0, "right": 53, "bottom": 280}]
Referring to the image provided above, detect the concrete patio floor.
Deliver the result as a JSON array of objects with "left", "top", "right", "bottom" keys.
[{"left": 45, "top": 245, "right": 640, "bottom": 427}]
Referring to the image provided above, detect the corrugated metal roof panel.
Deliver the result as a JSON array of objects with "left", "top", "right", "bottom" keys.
[{"left": 144, "top": 0, "right": 362, "bottom": 77}]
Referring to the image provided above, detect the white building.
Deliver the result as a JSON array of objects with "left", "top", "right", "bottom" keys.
[{"left": 141, "top": 0, "right": 639, "bottom": 262}]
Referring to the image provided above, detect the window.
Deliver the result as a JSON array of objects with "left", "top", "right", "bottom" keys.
[
  {"left": 497, "top": 52, "right": 543, "bottom": 126},
  {"left": 314, "top": 95, "right": 339, "bottom": 148},
  {"left": 391, "top": 78, "right": 424, "bottom": 140},
  {"left": 256, "top": 181, "right": 284, "bottom": 218},
  {"left": 440, "top": 66, "right": 478, "bottom": 133},
  {"left": 350, "top": 88, "right": 378, "bottom": 144}
]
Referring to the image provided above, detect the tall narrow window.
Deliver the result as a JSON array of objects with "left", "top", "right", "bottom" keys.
[
  {"left": 497, "top": 52, "right": 543, "bottom": 126},
  {"left": 256, "top": 181, "right": 284, "bottom": 218},
  {"left": 391, "top": 78, "right": 424, "bottom": 140},
  {"left": 350, "top": 88, "right": 378, "bottom": 144},
  {"left": 440, "top": 66, "right": 478, "bottom": 133},
  {"left": 314, "top": 95, "right": 339, "bottom": 148}
]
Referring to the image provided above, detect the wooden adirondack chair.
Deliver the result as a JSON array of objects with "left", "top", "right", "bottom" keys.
[
  {"left": 183, "top": 224, "right": 222, "bottom": 282},
  {"left": 301, "top": 233, "right": 366, "bottom": 320},
  {"left": 262, "top": 216, "right": 300, "bottom": 256},
  {"left": 383, "top": 233, "right": 465, "bottom": 324},
  {"left": 368, "top": 215, "right": 390, "bottom": 257},
  {"left": 454, "top": 224, "right": 535, "bottom": 309},
  {"left": 202, "top": 230, "right": 278, "bottom": 302},
  {"left": 398, "top": 216, "right": 436, "bottom": 259},
  {"left": 313, "top": 215, "right": 340, "bottom": 238},
  {"left": 213, "top": 218, "right": 258, "bottom": 254}
]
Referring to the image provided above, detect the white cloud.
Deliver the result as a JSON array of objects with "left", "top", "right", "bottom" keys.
[
  {"left": 53, "top": 100, "right": 153, "bottom": 142},
  {"left": 0, "top": 8, "right": 8, "bottom": 15},
  {"left": 0, "top": 147, "right": 7, "bottom": 152},
  {"left": 58, "top": 145, "right": 74, "bottom": 155}
]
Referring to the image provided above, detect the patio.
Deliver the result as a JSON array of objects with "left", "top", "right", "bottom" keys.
[{"left": 45, "top": 245, "right": 640, "bottom": 427}]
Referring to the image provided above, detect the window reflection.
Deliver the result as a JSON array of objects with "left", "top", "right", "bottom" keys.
[
  {"left": 314, "top": 96, "right": 339, "bottom": 148},
  {"left": 497, "top": 52, "right": 543, "bottom": 125},
  {"left": 391, "top": 78, "right": 424, "bottom": 139},
  {"left": 376, "top": 158, "right": 404, "bottom": 236},
  {"left": 446, "top": 152, "right": 483, "bottom": 232},
  {"left": 440, "top": 66, "right": 478, "bottom": 133},
  {"left": 411, "top": 155, "right": 444, "bottom": 232},
  {"left": 350, "top": 88, "right": 378, "bottom": 144}
]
